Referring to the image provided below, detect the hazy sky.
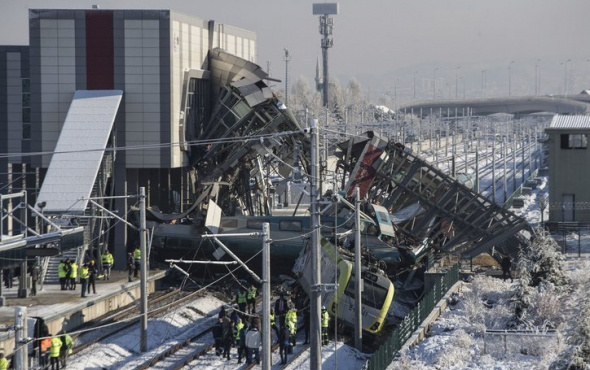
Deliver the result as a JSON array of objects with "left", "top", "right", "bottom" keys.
[{"left": 2, "top": 0, "right": 589, "bottom": 100}]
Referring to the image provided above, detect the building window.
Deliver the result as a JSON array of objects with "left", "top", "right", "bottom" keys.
[{"left": 560, "top": 134, "right": 588, "bottom": 149}]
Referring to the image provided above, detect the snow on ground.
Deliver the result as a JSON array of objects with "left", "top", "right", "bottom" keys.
[{"left": 388, "top": 175, "right": 590, "bottom": 369}]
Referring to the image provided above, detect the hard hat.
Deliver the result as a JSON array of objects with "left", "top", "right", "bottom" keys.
[{"left": 322, "top": 306, "right": 326, "bottom": 310}]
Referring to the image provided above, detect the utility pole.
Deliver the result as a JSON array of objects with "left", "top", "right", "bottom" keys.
[
  {"left": 262, "top": 222, "right": 271, "bottom": 369},
  {"left": 309, "top": 118, "right": 322, "bottom": 369},
  {"left": 354, "top": 187, "right": 362, "bottom": 351},
  {"left": 139, "top": 187, "right": 148, "bottom": 352},
  {"left": 15, "top": 306, "right": 28, "bottom": 370}
]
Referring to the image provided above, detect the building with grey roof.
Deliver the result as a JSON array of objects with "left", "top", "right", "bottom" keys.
[{"left": 545, "top": 114, "right": 590, "bottom": 222}]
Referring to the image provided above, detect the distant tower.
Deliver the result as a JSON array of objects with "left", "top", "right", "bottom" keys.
[
  {"left": 313, "top": 3, "right": 339, "bottom": 107},
  {"left": 315, "top": 57, "right": 323, "bottom": 93},
  {"left": 284, "top": 48, "right": 291, "bottom": 106}
]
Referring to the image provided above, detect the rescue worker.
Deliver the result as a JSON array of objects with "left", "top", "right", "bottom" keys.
[
  {"left": 30, "top": 263, "right": 40, "bottom": 296},
  {"left": 246, "top": 283, "right": 257, "bottom": 314},
  {"left": 236, "top": 287, "right": 247, "bottom": 313},
  {"left": 101, "top": 250, "right": 114, "bottom": 280},
  {"left": 279, "top": 323, "right": 290, "bottom": 365},
  {"left": 40, "top": 336, "right": 52, "bottom": 368},
  {"left": 59, "top": 332, "right": 73, "bottom": 368},
  {"left": 321, "top": 306, "right": 330, "bottom": 345},
  {"left": 285, "top": 305, "right": 297, "bottom": 353},
  {"left": 79, "top": 263, "right": 89, "bottom": 298},
  {"left": 270, "top": 308, "right": 280, "bottom": 340},
  {"left": 236, "top": 316, "right": 248, "bottom": 364},
  {"left": 64, "top": 259, "right": 72, "bottom": 290},
  {"left": 69, "top": 260, "right": 78, "bottom": 290},
  {"left": 245, "top": 319, "right": 261, "bottom": 365},
  {"left": 58, "top": 260, "right": 67, "bottom": 290},
  {"left": 0, "top": 353, "right": 7, "bottom": 370},
  {"left": 133, "top": 246, "right": 141, "bottom": 278},
  {"left": 212, "top": 319, "right": 223, "bottom": 356},
  {"left": 274, "top": 293, "right": 289, "bottom": 328},
  {"left": 220, "top": 310, "right": 234, "bottom": 360},
  {"left": 87, "top": 260, "right": 97, "bottom": 294},
  {"left": 50, "top": 335, "right": 62, "bottom": 370},
  {"left": 234, "top": 316, "right": 246, "bottom": 363}
]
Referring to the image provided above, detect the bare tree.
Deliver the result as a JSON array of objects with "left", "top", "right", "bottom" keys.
[{"left": 536, "top": 193, "right": 548, "bottom": 227}]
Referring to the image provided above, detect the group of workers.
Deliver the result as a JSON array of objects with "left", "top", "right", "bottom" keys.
[
  {"left": 38, "top": 332, "right": 73, "bottom": 370},
  {"left": 215, "top": 288, "right": 331, "bottom": 365},
  {"left": 55, "top": 247, "right": 143, "bottom": 298}
]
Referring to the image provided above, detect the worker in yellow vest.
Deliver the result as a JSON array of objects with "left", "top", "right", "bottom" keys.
[
  {"left": 101, "top": 250, "right": 114, "bottom": 280},
  {"left": 59, "top": 332, "right": 73, "bottom": 368},
  {"left": 69, "top": 260, "right": 78, "bottom": 290},
  {"left": 49, "top": 335, "right": 62, "bottom": 370},
  {"left": 236, "top": 287, "right": 247, "bottom": 313},
  {"left": 246, "top": 283, "right": 257, "bottom": 314},
  {"left": 285, "top": 305, "right": 297, "bottom": 353},
  {"left": 58, "top": 260, "right": 67, "bottom": 290},
  {"left": 0, "top": 353, "right": 7, "bottom": 370},
  {"left": 133, "top": 246, "right": 141, "bottom": 278},
  {"left": 321, "top": 306, "right": 330, "bottom": 345},
  {"left": 79, "top": 263, "right": 89, "bottom": 298}
]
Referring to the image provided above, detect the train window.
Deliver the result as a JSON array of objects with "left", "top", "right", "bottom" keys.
[
  {"left": 279, "top": 220, "right": 302, "bottom": 232},
  {"left": 246, "top": 219, "right": 269, "bottom": 229},
  {"left": 344, "top": 276, "right": 388, "bottom": 308},
  {"left": 220, "top": 219, "right": 238, "bottom": 228}
]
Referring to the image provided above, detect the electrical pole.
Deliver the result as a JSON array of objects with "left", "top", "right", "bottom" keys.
[
  {"left": 354, "top": 187, "right": 362, "bottom": 351},
  {"left": 309, "top": 118, "right": 322, "bottom": 369},
  {"left": 262, "top": 222, "right": 271, "bottom": 369},
  {"left": 15, "top": 306, "right": 28, "bottom": 370},
  {"left": 139, "top": 187, "right": 148, "bottom": 352}
]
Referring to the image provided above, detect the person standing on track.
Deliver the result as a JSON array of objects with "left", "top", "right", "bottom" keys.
[
  {"left": 49, "top": 334, "right": 62, "bottom": 370},
  {"left": 133, "top": 246, "right": 141, "bottom": 278},
  {"left": 278, "top": 323, "right": 290, "bottom": 365},
  {"left": 321, "top": 306, "right": 330, "bottom": 345},
  {"left": 236, "top": 287, "right": 247, "bottom": 314},
  {"left": 246, "top": 283, "right": 257, "bottom": 314},
  {"left": 220, "top": 310, "right": 234, "bottom": 360},
  {"left": 58, "top": 260, "right": 66, "bottom": 290},
  {"left": 285, "top": 305, "right": 297, "bottom": 353},
  {"left": 127, "top": 252, "right": 135, "bottom": 282},
  {"left": 245, "top": 318, "right": 261, "bottom": 365}
]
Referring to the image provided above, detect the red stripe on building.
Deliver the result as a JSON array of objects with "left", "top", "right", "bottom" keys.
[{"left": 86, "top": 11, "right": 114, "bottom": 90}]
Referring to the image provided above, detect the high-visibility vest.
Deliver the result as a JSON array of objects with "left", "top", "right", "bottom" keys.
[
  {"left": 80, "top": 266, "right": 89, "bottom": 279},
  {"left": 247, "top": 286, "right": 257, "bottom": 300},
  {"left": 133, "top": 248, "right": 141, "bottom": 261},
  {"left": 58, "top": 263, "right": 66, "bottom": 278},
  {"left": 234, "top": 320, "right": 244, "bottom": 339},
  {"left": 49, "top": 337, "right": 62, "bottom": 358},
  {"left": 102, "top": 253, "right": 114, "bottom": 265},
  {"left": 321, "top": 310, "right": 330, "bottom": 328},
  {"left": 237, "top": 290, "right": 247, "bottom": 304},
  {"left": 270, "top": 313, "right": 275, "bottom": 326},
  {"left": 286, "top": 310, "right": 297, "bottom": 334},
  {"left": 64, "top": 334, "right": 73, "bottom": 354},
  {"left": 0, "top": 357, "right": 7, "bottom": 370},
  {"left": 70, "top": 263, "right": 78, "bottom": 278}
]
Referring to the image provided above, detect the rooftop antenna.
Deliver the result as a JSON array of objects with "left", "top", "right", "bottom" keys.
[
  {"left": 313, "top": 3, "right": 339, "bottom": 107},
  {"left": 283, "top": 48, "right": 291, "bottom": 106}
]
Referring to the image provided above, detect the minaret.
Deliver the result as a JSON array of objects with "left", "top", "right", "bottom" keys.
[{"left": 315, "top": 57, "right": 323, "bottom": 93}]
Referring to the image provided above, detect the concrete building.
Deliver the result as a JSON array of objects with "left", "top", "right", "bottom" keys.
[
  {"left": 546, "top": 115, "right": 590, "bottom": 222},
  {"left": 1, "top": 8, "right": 258, "bottom": 268}
]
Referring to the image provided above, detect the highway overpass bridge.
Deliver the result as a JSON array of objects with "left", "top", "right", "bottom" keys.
[{"left": 398, "top": 93, "right": 590, "bottom": 117}]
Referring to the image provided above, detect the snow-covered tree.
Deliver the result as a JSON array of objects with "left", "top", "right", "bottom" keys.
[{"left": 511, "top": 228, "right": 569, "bottom": 329}]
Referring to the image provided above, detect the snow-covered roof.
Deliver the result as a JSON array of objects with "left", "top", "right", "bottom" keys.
[{"left": 548, "top": 114, "right": 590, "bottom": 130}]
